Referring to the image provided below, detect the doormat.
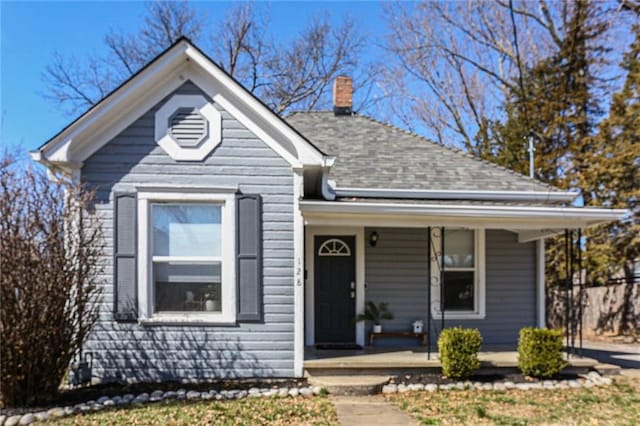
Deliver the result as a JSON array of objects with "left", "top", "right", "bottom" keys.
[{"left": 315, "top": 343, "right": 363, "bottom": 350}]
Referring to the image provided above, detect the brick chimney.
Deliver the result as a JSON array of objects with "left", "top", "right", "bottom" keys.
[{"left": 333, "top": 76, "right": 353, "bottom": 116}]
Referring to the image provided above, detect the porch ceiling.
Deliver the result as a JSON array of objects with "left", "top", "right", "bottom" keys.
[{"left": 300, "top": 200, "right": 627, "bottom": 242}]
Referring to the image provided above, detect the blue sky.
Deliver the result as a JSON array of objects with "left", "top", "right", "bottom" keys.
[{"left": 0, "top": 1, "right": 384, "bottom": 153}]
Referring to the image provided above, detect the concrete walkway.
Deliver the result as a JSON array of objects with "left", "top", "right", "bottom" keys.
[
  {"left": 579, "top": 340, "right": 640, "bottom": 377},
  {"left": 330, "top": 395, "right": 416, "bottom": 426}
]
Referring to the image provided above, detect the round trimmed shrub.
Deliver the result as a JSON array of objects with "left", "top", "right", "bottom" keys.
[
  {"left": 518, "top": 327, "right": 567, "bottom": 378},
  {"left": 437, "top": 327, "right": 482, "bottom": 379}
]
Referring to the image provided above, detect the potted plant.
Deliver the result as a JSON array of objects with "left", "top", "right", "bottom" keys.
[
  {"left": 204, "top": 285, "right": 221, "bottom": 312},
  {"left": 356, "top": 301, "right": 394, "bottom": 333}
]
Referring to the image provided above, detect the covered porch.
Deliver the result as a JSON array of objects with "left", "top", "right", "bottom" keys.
[
  {"left": 301, "top": 198, "right": 626, "bottom": 363},
  {"left": 304, "top": 346, "right": 598, "bottom": 375}
]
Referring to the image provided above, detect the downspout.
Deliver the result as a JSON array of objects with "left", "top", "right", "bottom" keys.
[{"left": 320, "top": 168, "right": 336, "bottom": 201}]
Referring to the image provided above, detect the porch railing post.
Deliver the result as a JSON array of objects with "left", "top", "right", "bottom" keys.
[
  {"left": 569, "top": 229, "right": 575, "bottom": 356},
  {"left": 578, "top": 228, "right": 583, "bottom": 356},
  {"left": 564, "top": 229, "right": 570, "bottom": 357},
  {"left": 427, "top": 227, "right": 432, "bottom": 360},
  {"left": 440, "top": 226, "right": 445, "bottom": 334}
]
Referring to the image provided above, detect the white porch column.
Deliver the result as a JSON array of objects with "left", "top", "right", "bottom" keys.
[{"left": 537, "top": 238, "right": 546, "bottom": 328}]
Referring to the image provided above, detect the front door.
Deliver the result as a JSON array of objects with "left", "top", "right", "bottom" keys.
[{"left": 314, "top": 236, "right": 356, "bottom": 343}]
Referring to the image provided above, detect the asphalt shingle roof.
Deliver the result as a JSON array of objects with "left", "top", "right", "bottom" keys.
[{"left": 286, "top": 111, "right": 562, "bottom": 194}]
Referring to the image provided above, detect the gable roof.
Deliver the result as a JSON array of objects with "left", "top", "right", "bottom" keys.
[
  {"left": 286, "top": 111, "right": 568, "bottom": 197},
  {"left": 33, "top": 37, "right": 328, "bottom": 171}
]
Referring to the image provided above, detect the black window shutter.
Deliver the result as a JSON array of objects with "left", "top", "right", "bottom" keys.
[
  {"left": 113, "top": 193, "right": 138, "bottom": 322},
  {"left": 236, "top": 194, "right": 263, "bottom": 322}
]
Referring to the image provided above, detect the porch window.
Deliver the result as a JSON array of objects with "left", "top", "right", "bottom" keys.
[
  {"left": 430, "top": 228, "right": 485, "bottom": 319},
  {"left": 136, "top": 189, "right": 236, "bottom": 324},
  {"left": 151, "top": 204, "right": 222, "bottom": 313},
  {"left": 443, "top": 230, "right": 475, "bottom": 311}
]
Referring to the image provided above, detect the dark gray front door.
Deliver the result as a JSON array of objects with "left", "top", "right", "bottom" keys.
[{"left": 314, "top": 236, "right": 356, "bottom": 343}]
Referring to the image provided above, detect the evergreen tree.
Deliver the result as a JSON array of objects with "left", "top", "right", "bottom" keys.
[{"left": 581, "top": 23, "right": 640, "bottom": 284}]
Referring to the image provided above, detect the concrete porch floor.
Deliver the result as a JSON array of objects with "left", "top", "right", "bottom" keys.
[{"left": 304, "top": 346, "right": 598, "bottom": 371}]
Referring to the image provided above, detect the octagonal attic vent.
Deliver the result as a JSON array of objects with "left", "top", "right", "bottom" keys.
[
  {"left": 169, "top": 108, "right": 208, "bottom": 148},
  {"left": 155, "top": 94, "right": 222, "bottom": 161}
]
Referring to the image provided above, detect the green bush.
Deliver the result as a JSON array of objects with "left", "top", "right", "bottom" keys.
[
  {"left": 437, "top": 327, "right": 482, "bottom": 379},
  {"left": 518, "top": 327, "right": 567, "bottom": 378}
]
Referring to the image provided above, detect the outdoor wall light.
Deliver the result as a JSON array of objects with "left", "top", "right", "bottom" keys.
[{"left": 369, "top": 231, "right": 379, "bottom": 247}]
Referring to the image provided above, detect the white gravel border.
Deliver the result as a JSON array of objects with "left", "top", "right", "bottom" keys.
[
  {"left": 0, "top": 385, "right": 325, "bottom": 425},
  {"left": 381, "top": 371, "right": 612, "bottom": 394}
]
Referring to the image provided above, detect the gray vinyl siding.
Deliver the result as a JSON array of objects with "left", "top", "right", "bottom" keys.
[
  {"left": 83, "top": 81, "right": 295, "bottom": 382},
  {"left": 364, "top": 228, "right": 536, "bottom": 347}
]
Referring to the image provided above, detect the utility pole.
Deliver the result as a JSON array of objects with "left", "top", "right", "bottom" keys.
[{"left": 527, "top": 133, "right": 536, "bottom": 179}]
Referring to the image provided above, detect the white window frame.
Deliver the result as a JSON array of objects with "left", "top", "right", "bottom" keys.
[
  {"left": 137, "top": 189, "right": 236, "bottom": 324},
  {"left": 430, "top": 228, "right": 485, "bottom": 320}
]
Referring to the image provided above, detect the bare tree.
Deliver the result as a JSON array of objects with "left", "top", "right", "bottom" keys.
[
  {"left": 42, "top": 1, "right": 204, "bottom": 115},
  {"left": 0, "top": 153, "right": 104, "bottom": 407},
  {"left": 382, "top": 0, "right": 625, "bottom": 149},
  {"left": 43, "top": 1, "right": 375, "bottom": 116}
]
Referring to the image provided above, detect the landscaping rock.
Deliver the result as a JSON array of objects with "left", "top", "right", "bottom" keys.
[
  {"left": 382, "top": 384, "right": 397, "bottom": 394},
  {"left": 515, "top": 383, "right": 530, "bottom": 390},
  {"left": 97, "top": 396, "right": 110, "bottom": 404},
  {"left": 176, "top": 389, "right": 187, "bottom": 400},
  {"left": 408, "top": 383, "right": 424, "bottom": 391},
  {"left": 248, "top": 388, "right": 260, "bottom": 397},
  {"left": 201, "top": 392, "right": 214, "bottom": 400},
  {"left": 236, "top": 390, "right": 248, "bottom": 399},
  {"left": 278, "top": 388, "right": 289, "bottom": 397},
  {"left": 103, "top": 399, "right": 116, "bottom": 407},
  {"left": 493, "top": 382, "right": 506, "bottom": 391},
  {"left": 425, "top": 384, "right": 438, "bottom": 392},
  {"left": 186, "top": 391, "right": 201, "bottom": 400},
  {"left": 600, "top": 377, "right": 613, "bottom": 386},
  {"left": 76, "top": 403, "right": 92, "bottom": 413},
  {"left": 481, "top": 383, "right": 494, "bottom": 391},
  {"left": 312, "top": 386, "right": 323, "bottom": 396},
  {"left": 133, "top": 393, "right": 149, "bottom": 404},
  {"left": 63, "top": 406, "right": 75, "bottom": 416},
  {"left": 4, "top": 415, "right": 22, "bottom": 426},
  {"left": 397, "top": 384, "right": 409, "bottom": 393},
  {"left": 299, "top": 387, "right": 314, "bottom": 397},
  {"left": 568, "top": 380, "right": 582, "bottom": 388},
  {"left": 288, "top": 388, "right": 299, "bottom": 397},
  {"left": 18, "top": 414, "right": 35, "bottom": 425},
  {"left": 503, "top": 381, "right": 516, "bottom": 389},
  {"left": 163, "top": 391, "right": 177, "bottom": 400},
  {"left": 122, "top": 394, "right": 135, "bottom": 403},
  {"left": 34, "top": 412, "right": 48, "bottom": 422}
]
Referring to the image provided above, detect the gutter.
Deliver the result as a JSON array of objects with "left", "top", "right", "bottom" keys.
[
  {"left": 332, "top": 187, "right": 579, "bottom": 203},
  {"left": 300, "top": 200, "right": 628, "bottom": 222}
]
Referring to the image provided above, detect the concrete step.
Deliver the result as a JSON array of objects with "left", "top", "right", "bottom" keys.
[
  {"left": 594, "top": 363, "right": 622, "bottom": 376},
  {"left": 307, "top": 375, "right": 389, "bottom": 396}
]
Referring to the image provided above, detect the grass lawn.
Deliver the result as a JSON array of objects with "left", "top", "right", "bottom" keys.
[
  {"left": 47, "top": 396, "right": 338, "bottom": 425},
  {"left": 387, "top": 376, "right": 640, "bottom": 426}
]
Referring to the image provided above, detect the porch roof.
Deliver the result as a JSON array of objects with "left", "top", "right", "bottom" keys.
[{"left": 300, "top": 199, "right": 627, "bottom": 242}]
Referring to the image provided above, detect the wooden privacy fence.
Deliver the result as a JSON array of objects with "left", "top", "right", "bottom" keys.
[{"left": 548, "top": 282, "right": 640, "bottom": 337}]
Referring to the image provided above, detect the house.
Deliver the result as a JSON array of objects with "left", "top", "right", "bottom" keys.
[{"left": 32, "top": 38, "right": 626, "bottom": 382}]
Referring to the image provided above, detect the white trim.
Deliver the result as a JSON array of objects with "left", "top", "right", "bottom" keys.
[
  {"left": 517, "top": 229, "right": 564, "bottom": 243},
  {"left": 35, "top": 40, "right": 326, "bottom": 168},
  {"left": 304, "top": 226, "right": 365, "bottom": 347},
  {"left": 430, "top": 228, "right": 486, "bottom": 320},
  {"left": 154, "top": 94, "right": 222, "bottom": 161},
  {"left": 317, "top": 238, "right": 352, "bottom": 256},
  {"left": 334, "top": 187, "right": 578, "bottom": 203},
  {"left": 184, "top": 45, "right": 325, "bottom": 166},
  {"left": 136, "top": 189, "right": 236, "bottom": 324},
  {"left": 293, "top": 170, "right": 305, "bottom": 377},
  {"left": 135, "top": 184, "right": 237, "bottom": 193},
  {"left": 300, "top": 201, "right": 627, "bottom": 229},
  {"left": 537, "top": 239, "right": 546, "bottom": 328}
]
